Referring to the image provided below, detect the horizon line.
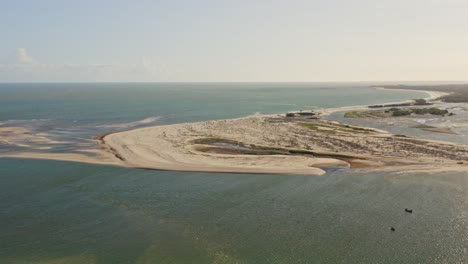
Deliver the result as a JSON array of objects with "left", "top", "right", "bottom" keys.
[{"left": 1, "top": 80, "right": 468, "bottom": 84}]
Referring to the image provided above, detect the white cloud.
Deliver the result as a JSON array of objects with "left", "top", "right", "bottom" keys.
[
  {"left": 0, "top": 49, "right": 161, "bottom": 82},
  {"left": 15, "top": 48, "right": 37, "bottom": 65}
]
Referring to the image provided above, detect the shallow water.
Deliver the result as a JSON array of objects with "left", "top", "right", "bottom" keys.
[
  {"left": 329, "top": 103, "right": 468, "bottom": 146},
  {"left": 1, "top": 159, "right": 467, "bottom": 264},
  {"left": 1, "top": 83, "right": 467, "bottom": 263},
  {"left": 0, "top": 83, "right": 427, "bottom": 155}
]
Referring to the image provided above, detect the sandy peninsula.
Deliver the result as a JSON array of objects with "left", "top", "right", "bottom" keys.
[
  {"left": 96, "top": 89, "right": 468, "bottom": 175},
  {"left": 2, "top": 88, "right": 466, "bottom": 175},
  {"left": 100, "top": 113, "right": 468, "bottom": 175}
]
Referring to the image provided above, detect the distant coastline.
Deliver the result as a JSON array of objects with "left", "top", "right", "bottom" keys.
[{"left": 372, "top": 84, "right": 468, "bottom": 103}]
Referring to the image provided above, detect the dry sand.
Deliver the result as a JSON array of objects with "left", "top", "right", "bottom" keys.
[
  {"left": 102, "top": 115, "right": 468, "bottom": 175},
  {"left": 102, "top": 117, "right": 348, "bottom": 175}
]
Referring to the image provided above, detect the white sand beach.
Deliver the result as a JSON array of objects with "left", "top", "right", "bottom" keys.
[{"left": 101, "top": 114, "right": 468, "bottom": 175}]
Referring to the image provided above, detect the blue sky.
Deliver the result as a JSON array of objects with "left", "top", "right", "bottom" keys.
[{"left": 1, "top": 0, "right": 468, "bottom": 82}]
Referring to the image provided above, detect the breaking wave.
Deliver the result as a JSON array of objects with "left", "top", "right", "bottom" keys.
[{"left": 99, "top": 116, "right": 162, "bottom": 129}]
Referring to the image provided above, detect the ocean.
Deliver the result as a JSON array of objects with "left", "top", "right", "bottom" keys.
[{"left": 1, "top": 83, "right": 467, "bottom": 263}]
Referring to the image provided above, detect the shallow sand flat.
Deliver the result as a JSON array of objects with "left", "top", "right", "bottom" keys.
[
  {"left": 0, "top": 126, "right": 66, "bottom": 148},
  {"left": 2, "top": 149, "right": 122, "bottom": 166}
]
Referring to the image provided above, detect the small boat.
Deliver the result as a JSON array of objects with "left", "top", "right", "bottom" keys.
[{"left": 405, "top": 208, "right": 413, "bottom": 213}]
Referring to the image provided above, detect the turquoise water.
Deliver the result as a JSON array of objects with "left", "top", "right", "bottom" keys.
[
  {"left": 1, "top": 83, "right": 467, "bottom": 263},
  {"left": 0, "top": 83, "right": 427, "bottom": 154},
  {"left": 0, "top": 83, "right": 426, "bottom": 124}
]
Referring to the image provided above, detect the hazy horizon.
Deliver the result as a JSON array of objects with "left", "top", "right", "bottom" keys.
[{"left": 2, "top": 1, "right": 468, "bottom": 82}]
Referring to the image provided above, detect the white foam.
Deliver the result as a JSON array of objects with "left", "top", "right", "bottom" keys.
[{"left": 100, "top": 116, "right": 162, "bottom": 129}]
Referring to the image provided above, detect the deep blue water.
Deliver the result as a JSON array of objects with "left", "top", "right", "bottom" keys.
[{"left": 1, "top": 83, "right": 467, "bottom": 264}]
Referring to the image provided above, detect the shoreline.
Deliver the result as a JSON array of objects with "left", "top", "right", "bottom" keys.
[
  {"left": 101, "top": 112, "right": 468, "bottom": 175},
  {"left": 314, "top": 89, "right": 450, "bottom": 116},
  {"left": 1, "top": 87, "right": 465, "bottom": 175}
]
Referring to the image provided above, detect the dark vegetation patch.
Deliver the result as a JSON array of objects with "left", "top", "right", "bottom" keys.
[
  {"left": 369, "top": 103, "right": 413, "bottom": 108},
  {"left": 194, "top": 145, "right": 289, "bottom": 155},
  {"left": 192, "top": 137, "right": 362, "bottom": 160},
  {"left": 390, "top": 107, "right": 449, "bottom": 117},
  {"left": 345, "top": 107, "right": 451, "bottom": 118},
  {"left": 285, "top": 111, "right": 317, "bottom": 117},
  {"left": 192, "top": 137, "right": 244, "bottom": 146},
  {"left": 440, "top": 93, "right": 468, "bottom": 103},
  {"left": 192, "top": 138, "right": 288, "bottom": 155},
  {"left": 368, "top": 98, "right": 433, "bottom": 109}
]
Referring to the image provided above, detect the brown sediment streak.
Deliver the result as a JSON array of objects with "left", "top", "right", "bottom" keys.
[
  {"left": 94, "top": 131, "right": 126, "bottom": 161},
  {"left": 94, "top": 131, "right": 118, "bottom": 142}
]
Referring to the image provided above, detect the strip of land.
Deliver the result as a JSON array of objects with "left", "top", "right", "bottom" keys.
[
  {"left": 101, "top": 114, "right": 468, "bottom": 175},
  {"left": 314, "top": 90, "right": 449, "bottom": 116},
  {"left": 2, "top": 87, "right": 467, "bottom": 175},
  {"left": 374, "top": 84, "right": 468, "bottom": 103}
]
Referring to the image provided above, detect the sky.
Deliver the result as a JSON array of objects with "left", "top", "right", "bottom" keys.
[{"left": 1, "top": 0, "right": 468, "bottom": 82}]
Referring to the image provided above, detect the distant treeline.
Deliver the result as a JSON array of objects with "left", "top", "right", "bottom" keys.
[
  {"left": 368, "top": 98, "right": 431, "bottom": 109},
  {"left": 374, "top": 84, "right": 468, "bottom": 103}
]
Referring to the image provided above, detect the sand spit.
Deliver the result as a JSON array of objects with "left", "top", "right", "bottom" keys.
[
  {"left": 102, "top": 115, "right": 468, "bottom": 175},
  {"left": 6, "top": 150, "right": 122, "bottom": 166},
  {"left": 315, "top": 89, "right": 450, "bottom": 116}
]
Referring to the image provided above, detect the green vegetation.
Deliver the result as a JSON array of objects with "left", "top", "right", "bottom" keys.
[
  {"left": 192, "top": 137, "right": 362, "bottom": 161},
  {"left": 192, "top": 137, "right": 242, "bottom": 145},
  {"left": 391, "top": 109, "right": 412, "bottom": 116},
  {"left": 391, "top": 107, "right": 449, "bottom": 117},
  {"left": 288, "top": 149, "right": 358, "bottom": 159},
  {"left": 345, "top": 107, "right": 451, "bottom": 118},
  {"left": 343, "top": 125, "right": 374, "bottom": 133},
  {"left": 192, "top": 137, "right": 288, "bottom": 155},
  {"left": 411, "top": 108, "right": 448, "bottom": 116},
  {"left": 414, "top": 98, "right": 430, "bottom": 105},
  {"left": 299, "top": 123, "right": 339, "bottom": 134},
  {"left": 344, "top": 111, "right": 387, "bottom": 118},
  {"left": 441, "top": 93, "right": 468, "bottom": 103}
]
